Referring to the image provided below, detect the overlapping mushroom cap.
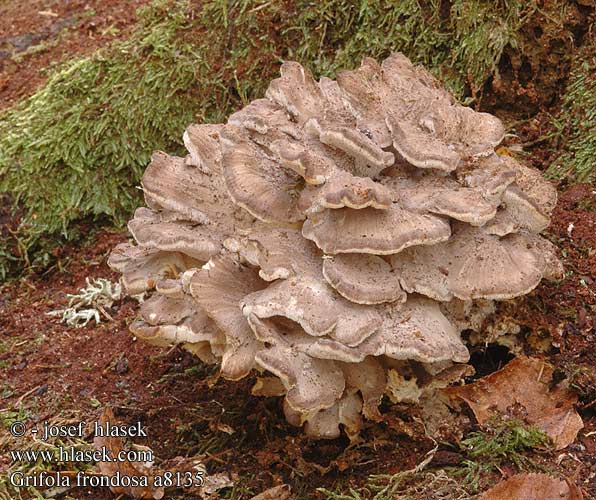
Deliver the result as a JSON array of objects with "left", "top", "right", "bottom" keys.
[{"left": 109, "top": 53, "right": 561, "bottom": 439}]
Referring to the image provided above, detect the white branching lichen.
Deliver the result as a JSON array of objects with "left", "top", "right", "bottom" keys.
[{"left": 47, "top": 278, "right": 121, "bottom": 327}]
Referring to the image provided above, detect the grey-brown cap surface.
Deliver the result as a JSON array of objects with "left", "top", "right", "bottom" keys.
[
  {"left": 241, "top": 275, "right": 382, "bottom": 346},
  {"left": 239, "top": 226, "right": 321, "bottom": 281},
  {"left": 182, "top": 124, "right": 222, "bottom": 173},
  {"left": 128, "top": 207, "right": 222, "bottom": 262},
  {"left": 322, "top": 253, "right": 406, "bottom": 304},
  {"left": 390, "top": 224, "right": 556, "bottom": 301},
  {"left": 249, "top": 314, "right": 346, "bottom": 415},
  {"left": 220, "top": 126, "right": 304, "bottom": 223},
  {"left": 337, "top": 53, "right": 505, "bottom": 173},
  {"left": 302, "top": 205, "right": 451, "bottom": 255},
  {"left": 108, "top": 243, "right": 198, "bottom": 295},
  {"left": 190, "top": 255, "right": 267, "bottom": 380},
  {"left": 298, "top": 169, "right": 392, "bottom": 215}
]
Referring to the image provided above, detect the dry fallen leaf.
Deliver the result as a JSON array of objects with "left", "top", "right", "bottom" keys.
[
  {"left": 445, "top": 357, "right": 583, "bottom": 449},
  {"left": 200, "top": 471, "right": 235, "bottom": 498},
  {"left": 249, "top": 484, "right": 292, "bottom": 500},
  {"left": 158, "top": 456, "right": 234, "bottom": 499},
  {"left": 93, "top": 407, "right": 165, "bottom": 499},
  {"left": 480, "top": 473, "right": 584, "bottom": 499}
]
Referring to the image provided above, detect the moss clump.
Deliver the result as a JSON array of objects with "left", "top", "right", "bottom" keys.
[
  {"left": 0, "top": 1, "right": 202, "bottom": 277},
  {"left": 547, "top": 35, "right": 596, "bottom": 184},
  {"left": 452, "top": 418, "right": 551, "bottom": 492},
  {"left": 317, "top": 418, "right": 550, "bottom": 499},
  {"left": 0, "top": 0, "right": 567, "bottom": 277}
]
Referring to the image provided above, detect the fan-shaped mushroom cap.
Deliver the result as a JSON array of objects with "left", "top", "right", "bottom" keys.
[
  {"left": 389, "top": 174, "right": 500, "bottom": 226},
  {"left": 228, "top": 98, "right": 300, "bottom": 140},
  {"left": 386, "top": 116, "right": 461, "bottom": 172},
  {"left": 270, "top": 138, "right": 334, "bottom": 185},
  {"left": 141, "top": 151, "right": 253, "bottom": 233},
  {"left": 220, "top": 126, "right": 304, "bottom": 223},
  {"left": 130, "top": 318, "right": 223, "bottom": 365},
  {"left": 358, "top": 298, "right": 470, "bottom": 364},
  {"left": 240, "top": 226, "right": 321, "bottom": 281},
  {"left": 249, "top": 314, "right": 345, "bottom": 414},
  {"left": 241, "top": 275, "right": 382, "bottom": 346},
  {"left": 190, "top": 255, "right": 267, "bottom": 380},
  {"left": 182, "top": 124, "right": 222, "bottom": 173},
  {"left": 340, "top": 357, "right": 386, "bottom": 421},
  {"left": 381, "top": 53, "right": 505, "bottom": 154},
  {"left": 108, "top": 243, "right": 197, "bottom": 295},
  {"left": 266, "top": 61, "right": 323, "bottom": 124},
  {"left": 302, "top": 205, "right": 451, "bottom": 255},
  {"left": 481, "top": 210, "right": 522, "bottom": 237},
  {"left": 499, "top": 186, "right": 551, "bottom": 233},
  {"left": 140, "top": 293, "right": 195, "bottom": 326},
  {"left": 458, "top": 154, "right": 517, "bottom": 198},
  {"left": 130, "top": 292, "right": 225, "bottom": 364},
  {"left": 142, "top": 152, "right": 210, "bottom": 223},
  {"left": 128, "top": 207, "right": 222, "bottom": 262},
  {"left": 305, "top": 119, "right": 394, "bottom": 175},
  {"left": 130, "top": 319, "right": 207, "bottom": 347},
  {"left": 391, "top": 224, "right": 551, "bottom": 301},
  {"left": 335, "top": 57, "right": 392, "bottom": 148},
  {"left": 478, "top": 157, "right": 557, "bottom": 235},
  {"left": 284, "top": 391, "right": 363, "bottom": 439},
  {"left": 272, "top": 136, "right": 368, "bottom": 184},
  {"left": 322, "top": 253, "right": 405, "bottom": 304},
  {"left": 298, "top": 170, "right": 392, "bottom": 214},
  {"left": 337, "top": 53, "right": 504, "bottom": 173},
  {"left": 507, "top": 159, "right": 558, "bottom": 216},
  {"left": 524, "top": 233, "right": 564, "bottom": 281},
  {"left": 130, "top": 311, "right": 222, "bottom": 347}
]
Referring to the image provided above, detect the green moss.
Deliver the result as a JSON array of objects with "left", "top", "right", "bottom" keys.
[
  {"left": 547, "top": 35, "right": 596, "bottom": 184},
  {"left": 0, "top": 1, "right": 201, "bottom": 277},
  {"left": 451, "top": 418, "right": 551, "bottom": 492},
  {"left": 318, "top": 418, "right": 550, "bottom": 499},
  {"left": 0, "top": 0, "right": 553, "bottom": 277}
]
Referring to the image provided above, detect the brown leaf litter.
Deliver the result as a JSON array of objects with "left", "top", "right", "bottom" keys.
[
  {"left": 445, "top": 356, "right": 584, "bottom": 450},
  {"left": 480, "top": 472, "right": 584, "bottom": 500}
]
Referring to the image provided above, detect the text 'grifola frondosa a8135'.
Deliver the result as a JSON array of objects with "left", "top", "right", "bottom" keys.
[{"left": 109, "top": 53, "right": 562, "bottom": 439}]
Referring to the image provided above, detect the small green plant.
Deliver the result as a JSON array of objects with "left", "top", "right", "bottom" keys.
[
  {"left": 0, "top": 406, "right": 33, "bottom": 429},
  {"left": 451, "top": 418, "right": 551, "bottom": 492}
]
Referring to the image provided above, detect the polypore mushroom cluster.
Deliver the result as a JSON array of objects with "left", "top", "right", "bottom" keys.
[{"left": 109, "top": 53, "right": 562, "bottom": 438}]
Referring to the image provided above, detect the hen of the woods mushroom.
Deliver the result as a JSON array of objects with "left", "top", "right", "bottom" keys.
[{"left": 109, "top": 54, "right": 562, "bottom": 439}]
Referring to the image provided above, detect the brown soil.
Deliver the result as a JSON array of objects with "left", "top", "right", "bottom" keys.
[{"left": 0, "top": 0, "right": 150, "bottom": 110}]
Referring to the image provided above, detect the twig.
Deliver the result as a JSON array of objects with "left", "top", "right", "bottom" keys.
[{"left": 15, "top": 385, "right": 41, "bottom": 406}]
